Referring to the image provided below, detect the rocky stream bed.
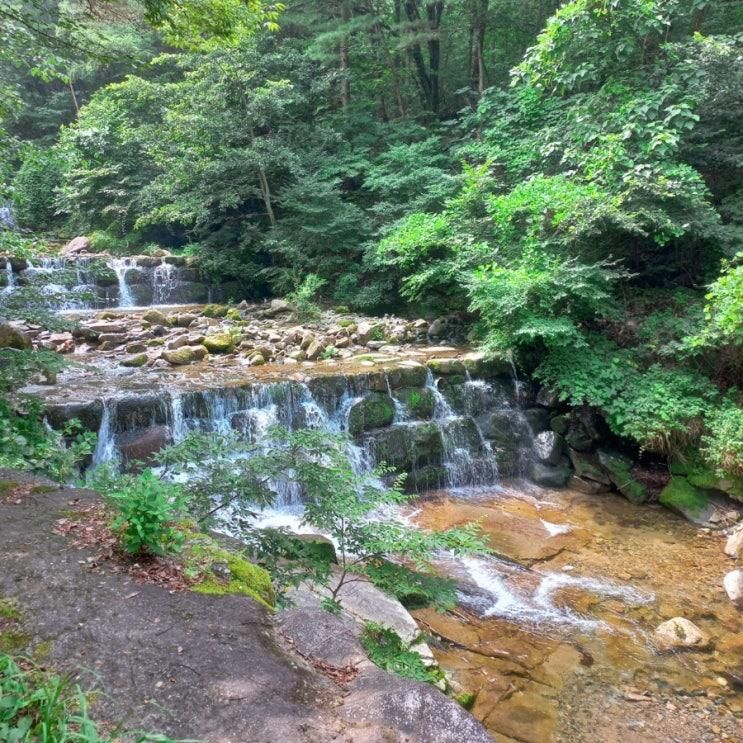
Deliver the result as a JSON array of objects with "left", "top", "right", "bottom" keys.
[{"left": 3, "top": 248, "right": 743, "bottom": 742}]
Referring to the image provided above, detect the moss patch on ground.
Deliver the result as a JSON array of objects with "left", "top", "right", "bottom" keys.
[{"left": 185, "top": 532, "right": 275, "bottom": 609}]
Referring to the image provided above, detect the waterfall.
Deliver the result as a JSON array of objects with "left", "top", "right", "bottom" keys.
[
  {"left": 2, "top": 261, "right": 14, "bottom": 294},
  {"left": 153, "top": 261, "right": 177, "bottom": 305},
  {"left": 92, "top": 401, "right": 118, "bottom": 467},
  {"left": 0, "top": 203, "right": 16, "bottom": 231},
  {"left": 110, "top": 258, "right": 137, "bottom": 308}
]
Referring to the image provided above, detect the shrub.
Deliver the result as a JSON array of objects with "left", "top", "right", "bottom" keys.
[
  {"left": 284, "top": 273, "right": 326, "bottom": 321},
  {"left": 96, "top": 469, "right": 188, "bottom": 556},
  {"left": 12, "top": 147, "right": 64, "bottom": 230},
  {"left": 703, "top": 399, "right": 743, "bottom": 479}
]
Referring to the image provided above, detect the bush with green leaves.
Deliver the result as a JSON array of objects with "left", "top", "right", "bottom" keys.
[
  {"left": 284, "top": 274, "right": 326, "bottom": 322},
  {"left": 88, "top": 467, "right": 188, "bottom": 557},
  {"left": 0, "top": 351, "right": 95, "bottom": 481},
  {"left": 702, "top": 399, "right": 743, "bottom": 480},
  {"left": 359, "top": 622, "right": 442, "bottom": 685},
  {"left": 11, "top": 146, "right": 65, "bottom": 230}
]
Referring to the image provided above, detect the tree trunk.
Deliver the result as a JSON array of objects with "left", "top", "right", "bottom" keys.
[
  {"left": 339, "top": 1, "right": 351, "bottom": 108},
  {"left": 257, "top": 166, "right": 276, "bottom": 226},
  {"left": 471, "top": 0, "right": 488, "bottom": 95}
]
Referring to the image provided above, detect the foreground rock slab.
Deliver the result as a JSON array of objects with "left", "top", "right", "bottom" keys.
[
  {"left": 653, "top": 617, "right": 711, "bottom": 651},
  {"left": 0, "top": 472, "right": 493, "bottom": 743}
]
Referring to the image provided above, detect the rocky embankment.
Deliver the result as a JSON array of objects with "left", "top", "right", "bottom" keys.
[{"left": 0, "top": 473, "right": 494, "bottom": 743}]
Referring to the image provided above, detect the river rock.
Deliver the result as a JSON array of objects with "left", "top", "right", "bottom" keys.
[
  {"left": 568, "top": 475, "right": 611, "bottom": 495},
  {"left": 427, "top": 358, "right": 466, "bottom": 376},
  {"left": 202, "top": 333, "right": 234, "bottom": 354},
  {"left": 597, "top": 448, "right": 648, "bottom": 504},
  {"left": 171, "top": 313, "right": 197, "bottom": 328},
  {"left": 427, "top": 317, "right": 448, "bottom": 338},
  {"left": 120, "top": 353, "right": 148, "bottom": 368},
  {"left": 263, "top": 299, "right": 294, "bottom": 317},
  {"left": 524, "top": 407, "right": 550, "bottom": 433},
  {"left": 142, "top": 309, "right": 168, "bottom": 326},
  {"left": 394, "top": 387, "right": 434, "bottom": 420},
  {"left": 61, "top": 236, "right": 92, "bottom": 256},
  {"left": 534, "top": 431, "right": 564, "bottom": 466},
  {"left": 117, "top": 424, "right": 171, "bottom": 465},
  {"left": 348, "top": 393, "right": 394, "bottom": 436},
  {"left": 249, "top": 353, "right": 265, "bottom": 366},
  {"left": 305, "top": 339, "right": 326, "bottom": 361},
  {"left": 167, "top": 335, "right": 190, "bottom": 350},
  {"left": 530, "top": 460, "right": 571, "bottom": 488},
  {"left": 86, "top": 322, "right": 128, "bottom": 334},
  {"left": 653, "top": 617, "right": 710, "bottom": 651},
  {"left": 725, "top": 526, "right": 743, "bottom": 558},
  {"left": 658, "top": 477, "right": 712, "bottom": 525},
  {"left": 125, "top": 342, "right": 147, "bottom": 354},
  {"left": 356, "top": 321, "right": 383, "bottom": 344},
  {"left": 723, "top": 570, "right": 743, "bottom": 608},
  {"left": 568, "top": 449, "right": 611, "bottom": 486},
  {"left": 163, "top": 347, "right": 197, "bottom": 365}
]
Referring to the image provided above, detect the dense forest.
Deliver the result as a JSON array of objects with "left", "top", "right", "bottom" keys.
[
  {"left": 1, "top": 2, "right": 743, "bottom": 740},
  {"left": 3, "top": 0, "right": 742, "bottom": 484}
]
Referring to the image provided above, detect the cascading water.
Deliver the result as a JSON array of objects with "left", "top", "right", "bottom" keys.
[
  {"left": 110, "top": 258, "right": 137, "bottom": 308},
  {"left": 2, "top": 261, "right": 14, "bottom": 294}
]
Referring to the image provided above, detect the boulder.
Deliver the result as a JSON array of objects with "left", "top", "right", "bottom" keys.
[
  {"left": 724, "top": 570, "right": 743, "bottom": 608},
  {"left": 427, "top": 317, "right": 448, "bottom": 338},
  {"left": 568, "top": 449, "right": 611, "bottom": 486},
  {"left": 117, "top": 424, "right": 170, "bottom": 465},
  {"left": 534, "top": 431, "right": 564, "bottom": 466},
  {"left": 725, "top": 527, "right": 743, "bottom": 558},
  {"left": 394, "top": 388, "right": 435, "bottom": 420},
  {"left": 597, "top": 448, "right": 648, "bottom": 504},
  {"left": 658, "top": 477, "right": 712, "bottom": 525},
  {"left": 305, "top": 339, "right": 326, "bottom": 361},
  {"left": 653, "top": 617, "right": 710, "bottom": 651},
  {"left": 202, "top": 304, "right": 228, "bottom": 318},
  {"left": 120, "top": 353, "right": 148, "bottom": 368},
  {"left": 142, "top": 309, "right": 168, "bottom": 326},
  {"left": 249, "top": 353, "right": 266, "bottom": 366},
  {"left": 0, "top": 322, "right": 31, "bottom": 350},
  {"left": 524, "top": 407, "right": 551, "bottom": 433},
  {"left": 167, "top": 335, "right": 190, "bottom": 350},
  {"left": 356, "top": 321, "right": 384, "bottom": 344},
  {"left": 202, "top": 333, "right": 234, "bottom": 354},
  {"left": 61, "top": 236, "right": 91, "bottom": 256},
  {"left": 530, "top": 460, "right": 571, "bottom": 488},
  {"left": 163, "top": 347, "right": 196, "bottom": 365},
  {"left": 171, "top": 313, "right": 198, "bottom": 328},
  {"left": 348, "top": 393, "right": 395, "bottom": 436},
  {"left": 263, "top": 299, "right": 294, "bottom": 317}
]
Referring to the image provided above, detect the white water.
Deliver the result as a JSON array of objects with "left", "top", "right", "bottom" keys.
[{"left": 110, "top": 258, "right": 137, "bottom": 308}]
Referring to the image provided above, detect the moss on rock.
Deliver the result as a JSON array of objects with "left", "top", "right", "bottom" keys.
[
  {"left": 120, "top": 353, "right": 148, "bottom": 368},
  {"left": 348, "top": 393, "right": 395, "bottom": 436},
  {"left": 202, "top": 333, "right": 234, "bottom": 354},
  {"left": 659, "top": 477, "right": 710, "bottom": 520},
  {"left": 202, "top": 304, "right": 229, "bottom": 318},
  {"left": 395, "top": 388, "right": 434, "bottom": 420}
]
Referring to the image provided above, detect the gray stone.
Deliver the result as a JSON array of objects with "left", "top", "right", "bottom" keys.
[
  {"left": 530, "top": 460, "right": 571, "bottom": 488},
  {"left": 534, "top": 431, "right": 564, "bottom": 466}
]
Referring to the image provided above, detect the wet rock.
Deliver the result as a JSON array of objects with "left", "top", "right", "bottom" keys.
[
  {"left": 536, "top": 386, "right": 560, "bottom": 408},
  {"left": 723, "top": 570, "right": 743, "bottom": 608},
  {"left": 394, "top": 388, "right": 434, "bottom": 420},
  {"left": 659, "top": 477, "right": 711, "bottom": 524},
  {"left": 530, "top": 460, "right": 571, "bottom": 488},
  {"left": 725, "top": 526, "right": 743, "bottom": 558},
  {"left": 163, "top": 347, "right": 197, "bottom": 365},
  {"left": 45, "top": 400, "right": 103, "bottom": 433},
  {"left": 167, "top": 335, "right": 190, "bottom": 350},
  {"left": 120, "top": 354, "right": 148, "bottom": 368},
  {"left": 61, "top": 236, "right": 91, "bottom": 256},
  {"left": 565, "top": 422, "right": 595, "bottom": 452},
  {"left": 0, "top": 323, "right": 32, "bottom": 349},
  {"left": 568, "top": 449, "right": 611, "bottom": 486},
  {"left": 142, "top": 309, "right": 168, "bottom": 326},
  {"left": 524, "top": 407, "right": 551, "bottom": 433},
  {"left": 598, "top": 448, "right": 648, "bottom": 505},
  {"left": 348, "top": 393, "right": 395, "bottom": 436},
  {"left": 568, "top": 475, "right": 611, "bottom": 495},
  {"left": 202, "top": 333, "right": 234, "bottom": 354},
  {"left": 534, "top": 431, "right": 564, "bottom": 466},
  {"left": 117, "top": 425, "right": 171, "bottom": 465},
  {"left": 125, "top": 342, "right": 147, "bottom": 354},
  {"left": 427, "top": 358, "right": 466, "bottom": 376},
  {"left": 370, "top": 423, "right": 443, "bottom": 473},
  {"left": 653, "top": 617, "right": 710, "bottom": 651}
]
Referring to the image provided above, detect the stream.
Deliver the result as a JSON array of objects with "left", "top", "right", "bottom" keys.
[{"left": 13, "top": 257, "right": 743, "bottom": 742}]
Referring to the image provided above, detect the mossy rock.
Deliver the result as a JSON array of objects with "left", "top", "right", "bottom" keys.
[
  {"left": 225, "top": 308, "right": 242, "bottom": 321},
  {"left": 120, "top": 353, "right": 148, "bottom": 368},
  {"left": 395, "top": 388, "right": 434, "bottom": 420},
  {"left": 0, "top": 597, "right": 21, "bottom": 620},
  {"left": 348, "top": 392, "right": 395, "bottom": 436},
  {"left": 333, "top": 305, "right": 351, "bottom": 315},
  {"left": 597, "top": 448, "right": 648, "bottom": 505},
  {"left": 338, "top": 318, "right": 355, "bottom": 328},
  {"left": 202, "top": 333, "right": 234, "bottom": 354},
  {"left": 142, "top": 308, "right": 168, "bottom": 325},
  {"left": 0, "top": 322, "right": 31, "bottom": 350},
  {"left": 455, "top": 692, "right": 476, "bottom": 710},
  {"left": 0, "top": 630, "right": 31, "bottom": 653},
  {"left": 187, "top": 535, "right": 275, "bottom": 609},
  {"left": 202, "top": 304, "right": 229, "bottom": 318},
  {"left": 162, "top": 347, "right": 196, "bottom": 365},
  {"left": 659, "top": 477, "right": 711, "bottom": 523},
  {"left": 426, "top": 358, "right": 466, "bottom": 376},
  {"left": 370, "top": 422, "right": 443, "bottom": 472}
]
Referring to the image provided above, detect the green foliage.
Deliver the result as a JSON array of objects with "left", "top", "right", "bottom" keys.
[
  {"left": 11, "top": 147, "right": 64, "bottom": 230},
  {"left": 0, "top": 653, "right": 183, "bottom": 743},
  {"left": 535, "top": 336, "right": 718, "bottom": 453},
  {"left": 284, "top": 273, "right": 326, "bottom": 321},
  {"left": 702, "top": 398, "right": 743, "bottom": 479},
  {"left": 91, "top": 467, "right": 187, "bottom": 557},
  {"left": 359, "top": 622, "right": 441, "bottom": 685},
  {"left": 363, "top": 560, "right": 457, "bottom": 611}
]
